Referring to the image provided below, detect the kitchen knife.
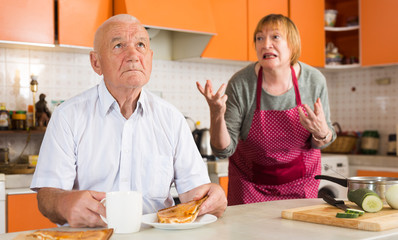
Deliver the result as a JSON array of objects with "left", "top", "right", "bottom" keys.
[{"left": 320, "top": 192, "right": 349, "bottom": 212}]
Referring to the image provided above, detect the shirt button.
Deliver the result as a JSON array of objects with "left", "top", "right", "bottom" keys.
[{"left": 121, "top": 177, "right": 128, "bottom": 182}]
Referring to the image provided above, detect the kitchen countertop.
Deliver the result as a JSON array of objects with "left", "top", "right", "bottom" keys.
[
  {"left": 2, "top": 198, "right": 398, "bottom": 240},
  {"left": 207, "top": 154, "right": 398, "bottom": 176}
]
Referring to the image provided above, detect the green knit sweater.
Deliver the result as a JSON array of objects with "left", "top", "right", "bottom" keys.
[{"left": 212, "top": 61, "right": 336, "bottom": 158}]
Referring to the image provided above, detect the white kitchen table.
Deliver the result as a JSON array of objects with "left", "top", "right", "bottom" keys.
[{"left": 2, "top": 198, "right": 398, "bottom": 240}]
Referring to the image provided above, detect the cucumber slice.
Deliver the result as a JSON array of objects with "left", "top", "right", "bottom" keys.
[
  {"left": 336, "top": 212, "right": 359, "bottom": 218},
  {"left": 348, "top": 188, "right": 383, "bottom": 213},
  {"left": 346, "top": 209, "right": 365, "bottom": 216},
  {"left": 362, "top": 195, "right": 383, "bottom": 212}
]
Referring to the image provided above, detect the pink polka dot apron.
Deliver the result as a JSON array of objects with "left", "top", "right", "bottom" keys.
[{"left": 227, "top": 66, "right": 321, "bottom": 206}]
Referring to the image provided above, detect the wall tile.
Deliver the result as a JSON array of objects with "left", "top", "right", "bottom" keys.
[
  {"left": 1, "top": 44, "right": 398, "bottom": 158},
  {"left": 322, "top": 65, "right": 398, "bottom": 155},
  {"left": 6, "top": 48, "right": 29, "bottom": 63},
  {"left": 0, "top": 48, "right": 5, "bottom": 62}
]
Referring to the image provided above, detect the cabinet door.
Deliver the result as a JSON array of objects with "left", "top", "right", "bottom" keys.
[
  {"left": 361, "top": 0, "right": 398, "bottom": 66},
  {"left": 201, "top": 0, "right": 247, "bottom": 61},
  {"left": 114, "top": 0, "right": 216, "bottom": 34},
  {"left": 0, "top": 0, "right": 54, "bottom": 44},
  {"left": 219, "top": 176, "right": 229, "bottom": 197},
  {"left": 357, "top": 170, "right": 398, "bottom": 178},
  {"left": 290, "top": 0, "right": 325, "bottom": 67},
  {"left": 247, "top": 0, "right": 288, "bottom": 62},
  {"left": 58, "top": 0, "right": 112, "bottom": 48},
  {"left": 7, "top": 193, "right": 57, "bottom": 233}
]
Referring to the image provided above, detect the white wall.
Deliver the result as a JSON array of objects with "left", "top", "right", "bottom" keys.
[{"left": 1, "top": 45, "right": 397, "bottom": 157}]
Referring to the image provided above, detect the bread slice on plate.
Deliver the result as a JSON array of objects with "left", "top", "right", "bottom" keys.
[
  {"left": 157, "top": 196, "right": 209, "bottom": 223},
  {"left": 14, "top": 228, "right": 113, "bottom": 240}
]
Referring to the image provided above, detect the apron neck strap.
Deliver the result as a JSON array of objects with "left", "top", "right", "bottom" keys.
[
  {"left": 291, "top": 65, "right": 302, "bottom": 106},
  {"left": 256, "top": 65, "right": 302, "bottom": 110}
]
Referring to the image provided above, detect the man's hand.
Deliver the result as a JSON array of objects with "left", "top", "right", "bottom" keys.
[
  {"left": 179, "top": 183, "right": 227, "bottom": 217},
  {"left": 37, "top": 188, "right": 107, "bottom": 228}
]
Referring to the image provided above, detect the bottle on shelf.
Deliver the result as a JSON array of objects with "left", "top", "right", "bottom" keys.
[
  {"left": 27, "top": 105, "right": 34, "bottom": 129},
  {"left": 0, "top": 103, "right": 10, "bottom": 130},
  {"left": 12, "top": 110, "right": 27, "bottom": 130}
]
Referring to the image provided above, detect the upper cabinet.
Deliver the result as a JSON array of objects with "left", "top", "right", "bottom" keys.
[
  {"left": 0, "top": 0, "right": 54, "bottom": 45},
  {"left": 323, "top": 0, "right": 398, "bottom": 68},
  {"left": 114, "top": 0, "right": 216, "bottom": 34},
  {"left": 200, "top": 0, "right": 247, "bottom": 61},
  {"left": 361, "top": 0, "right": 398, "bottom": 66},
  {"left": 290, "top": 0, "right": 325, "bottom": 67},
  {"left": 247, "top": 0, "right": 288, "bottom": 62},
  {"left": 324, "top": 0, "right": 360, "bottom": 69},
  {"left": 58, "top": 0, "right": 112, "bottom": 48},
  {"left": 114, "top": 0, "right": 216, "bottom": 60}
]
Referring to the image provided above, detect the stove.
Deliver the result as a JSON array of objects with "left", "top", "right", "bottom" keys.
[{"left": 318, "top": 154, "right": 349, "bottom": 199}]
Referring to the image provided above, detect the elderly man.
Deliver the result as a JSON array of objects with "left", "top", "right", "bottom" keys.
[{"left": 30, "top": 14, "right": 227, "bottom": 228}]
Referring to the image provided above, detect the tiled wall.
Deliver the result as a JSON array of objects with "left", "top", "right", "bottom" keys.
[
  {"left": 0, "top": 45, "right": 397, "bottom": 162},
  {"left": 321, "top": 65, "right": 398, "bottom": 155}
]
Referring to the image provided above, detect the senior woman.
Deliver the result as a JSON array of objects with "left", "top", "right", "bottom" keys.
[{"left": 197, "top": 14, "right": 336, "bottom": 205}]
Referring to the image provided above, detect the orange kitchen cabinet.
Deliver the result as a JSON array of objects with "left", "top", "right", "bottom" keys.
[
  {"left": 7, "top": 193, "right": 57, "bottom": 233},
  {"left": 0, "top": 0, "right": 54, "bottom": 44},
  {"left": 324, "top": 0, "right": 360, "bottom": 68},
  {"left": 114, "top": 0, "right": 216, "bottom": 34},
  {"left": 247, "top": 0, "right": 288, "bottom": 62},
  {"left": 201, "top": 0, "right": 247, "bottom": 61},
  {"left": 58, "top": 0, "right": 112, "bottom": 48},
  {"left": 357, "top": 170, "right": 398, "bottom": 178},
  {"left": 219, "top": 176, "right": 229, "bottom": 197},
  {"left": 290, "top": 0, "right": 325, "bottom": 67},
  {"left": 361, "top": 0, "right": 398, "bottom": 66}
]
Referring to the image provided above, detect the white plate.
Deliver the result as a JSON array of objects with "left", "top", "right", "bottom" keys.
[{"left": 141, "top": 213, "right": 217, "bottom": 230}]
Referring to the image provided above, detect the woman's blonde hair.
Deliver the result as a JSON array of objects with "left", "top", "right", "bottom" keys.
[{"left": 253, "top": 14, "right": 301, "bottom": 65}]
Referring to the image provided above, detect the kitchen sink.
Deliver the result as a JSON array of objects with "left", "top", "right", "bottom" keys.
[{"left": 5, "top": 173, "right": 33, "bottom": 189}]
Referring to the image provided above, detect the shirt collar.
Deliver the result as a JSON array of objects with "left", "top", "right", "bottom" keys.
[{"left": 98, "top": 79, "right": 146, "bottom": 117}]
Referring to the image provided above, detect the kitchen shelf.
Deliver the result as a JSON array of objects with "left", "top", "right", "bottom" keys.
[
  {"left": 0, "top": 130, "right": 45, "bottom": 135},
  {"left": 324, "top": 63, "right": 360, "bottom": 69},
  {"left": 325, "top": 25, "right": 359, "bottom": 32}
]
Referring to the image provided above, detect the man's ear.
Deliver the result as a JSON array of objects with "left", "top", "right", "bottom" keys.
[{"left": 90, "top": 51, "right": 102, "bottom": 76}]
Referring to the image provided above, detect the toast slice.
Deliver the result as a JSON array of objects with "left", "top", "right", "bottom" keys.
[
  {"left": 157, "top": 196, "right": 208, "bottom": 224},
  {"left": 19, "top": 228, "right": 113, "bottom": 240}
]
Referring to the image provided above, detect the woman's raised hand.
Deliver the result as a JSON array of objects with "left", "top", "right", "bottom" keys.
[
  {"left": 298, "top": 98, "right": 330, "bottom": 140},
  {"left": 196, "top": 80, "right": 228, "bottom": 116}
]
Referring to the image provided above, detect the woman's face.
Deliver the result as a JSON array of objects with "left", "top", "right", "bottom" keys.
[{"left": 255, "top": 24, "right": 291, "bottom": 70}]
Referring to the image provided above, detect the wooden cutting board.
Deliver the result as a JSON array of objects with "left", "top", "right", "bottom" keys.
[{"left": 282, "top": 203, "right": 398, "bottom": 231}]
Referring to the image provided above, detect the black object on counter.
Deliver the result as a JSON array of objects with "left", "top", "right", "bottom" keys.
[{"left": 388, "top": 134, "right": 396, "bottom": 156}]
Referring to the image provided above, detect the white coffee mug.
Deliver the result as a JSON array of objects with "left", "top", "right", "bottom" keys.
[{"left": 100, "top": 191, "right": 143, "bottom": 234}]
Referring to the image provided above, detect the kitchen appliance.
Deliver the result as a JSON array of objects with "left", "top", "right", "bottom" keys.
[
  {"left": 282, "top": 203, "right": 398, "bottom": 231},
  {"left": 192, "top": 128, "right": 215, "bottom": 160},
  {"left": 318, "top": 154, "right": 349, "bottom": 199},
  {"left": 315, "top": 175, "right": 398, "bottom": 203}
]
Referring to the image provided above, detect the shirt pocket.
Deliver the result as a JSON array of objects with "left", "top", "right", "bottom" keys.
[{"left": 142, "top": 154, "right": 174, "bottom": 199}]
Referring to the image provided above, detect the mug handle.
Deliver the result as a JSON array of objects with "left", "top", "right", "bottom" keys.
[{"left": 99, "top": 198, "right": 108, "bottom": 224}]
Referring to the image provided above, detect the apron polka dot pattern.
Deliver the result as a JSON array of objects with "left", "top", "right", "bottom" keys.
[{"left": 228, "top": 66, "right": 321, "bottom": 206}]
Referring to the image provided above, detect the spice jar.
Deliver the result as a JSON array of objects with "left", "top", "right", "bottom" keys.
[
  {"left": 361, "top": 130, "right": 379, "bottom": 155},
  {"left": 12, "top": 110, "right": 27, "bottom": 130},
  {"left": 387, "top": 134, "right": 396, "bottom": 156},
  {"left": 0, "top": 103, "right": 9, "bottom": 130}
]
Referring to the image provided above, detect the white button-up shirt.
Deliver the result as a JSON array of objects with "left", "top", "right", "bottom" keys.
[{"left": 31, "top": 80, "right": 210, "bottom": 214}]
